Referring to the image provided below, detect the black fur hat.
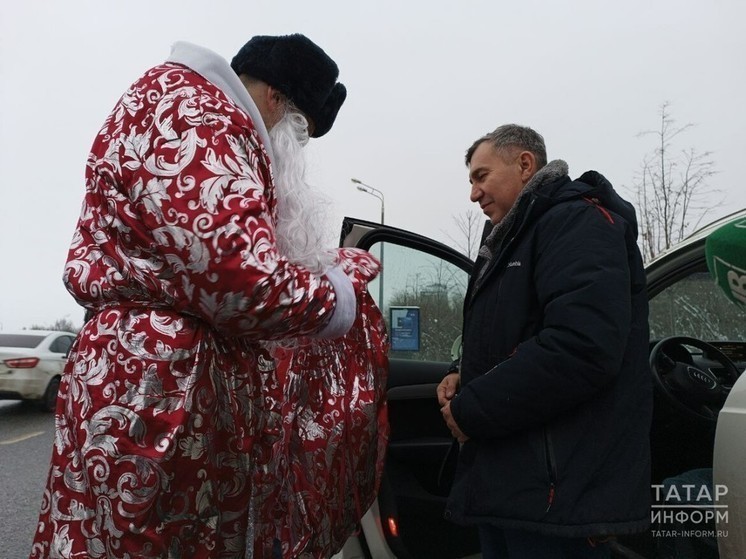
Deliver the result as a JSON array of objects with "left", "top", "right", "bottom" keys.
[{"left": 231, "top": 33, "right": 346, "bottom": 138}]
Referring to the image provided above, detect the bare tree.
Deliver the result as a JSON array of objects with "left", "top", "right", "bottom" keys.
[
  {"left": 28, "top": 317, "right": 80, "bottom": 333},
  {"left": 389, "top": 258, "right": 466, "bottom": 362},
  {"left": 632, "top": 102, "right": 720, "bottom": 262},
  {"left": 445, "top": 209, "right": 486, "bottom": 259}
]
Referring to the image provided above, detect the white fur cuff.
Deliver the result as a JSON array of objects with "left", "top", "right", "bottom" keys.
[{"left": 313, "top": 266, "right": 357, "bottom": 339}]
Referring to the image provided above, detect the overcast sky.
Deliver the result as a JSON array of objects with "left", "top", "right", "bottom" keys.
[{"left": 2, "top": 0, "right": 745, "bottom": 332}]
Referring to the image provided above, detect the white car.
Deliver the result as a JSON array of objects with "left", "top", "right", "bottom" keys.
[
  {"left": 0, "top": 330, "right": 76, "bottom": 411},
  {"left": 334, "top": 209, "right": 746, "bottom": 559}
]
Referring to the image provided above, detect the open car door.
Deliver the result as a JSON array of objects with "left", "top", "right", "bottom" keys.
[{"left": 339, "top": 217, "right": 480, "bottom": 559}]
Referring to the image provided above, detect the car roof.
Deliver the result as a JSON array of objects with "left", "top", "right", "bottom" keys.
[{"left": 646, "top": 208, "right": 746, "bottom": 268}]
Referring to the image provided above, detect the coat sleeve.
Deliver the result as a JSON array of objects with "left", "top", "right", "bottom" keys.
[
  {"left": 450, "top": 204, "right": 633, "bottom": 439},
  {"left": 120, "top": 93, "right": 350, "bottom": 339}
]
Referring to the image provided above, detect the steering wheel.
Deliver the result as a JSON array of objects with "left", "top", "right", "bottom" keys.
[{"left": 650, "top": 336, "right": 740, "bottom": 423}]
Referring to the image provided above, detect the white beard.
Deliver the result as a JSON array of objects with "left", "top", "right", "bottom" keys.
[{"left": 269, "top": 109, "right": 335, "bottom": 274}]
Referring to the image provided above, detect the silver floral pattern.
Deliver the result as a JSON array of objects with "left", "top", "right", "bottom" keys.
[{"left": 30, "top": 64, "right": 388, "bottom": 559}]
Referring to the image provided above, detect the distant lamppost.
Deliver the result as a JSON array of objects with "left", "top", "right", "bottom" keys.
[
  {"left": 351, "top": 178, "right": 384, "bottom": 224},
  {"left": 351, "top": 178, "right": 385, "bottom": 309}
]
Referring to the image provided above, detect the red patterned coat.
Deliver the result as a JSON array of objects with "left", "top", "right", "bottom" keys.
[{"left": 31, "top": 51, "right": 388, "bottom": 559}]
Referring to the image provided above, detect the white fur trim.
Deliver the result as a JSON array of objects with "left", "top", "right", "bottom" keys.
[{"left": 313, "top": 266, "right": 356, "bottom": 339}]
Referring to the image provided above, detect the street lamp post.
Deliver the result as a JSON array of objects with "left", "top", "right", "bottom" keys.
[
  {"left": 351, "top": 178, "right": 385, "bottom": 310},
  {"left": 351, "top": 178, "right": 384, "bottom": 224}
]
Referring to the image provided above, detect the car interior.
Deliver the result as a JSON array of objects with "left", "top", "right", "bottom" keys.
[
  {"left": 617, "top": 266, "right": 746, "bottom": 559},
  {"left": 342, "top": 218, "right": 746, "bottom": 559}
]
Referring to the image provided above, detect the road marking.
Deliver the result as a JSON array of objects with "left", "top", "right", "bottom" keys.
[{"left": 0, "top": 431, "right": 45, "bottom": 445}]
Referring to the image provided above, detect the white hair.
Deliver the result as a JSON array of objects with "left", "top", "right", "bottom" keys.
[
  {"left": 266, "top": 106, "right": 337, "bottom": 351},
  {"left": 269, "top": 105, "right": 336, "bottom": 274}
]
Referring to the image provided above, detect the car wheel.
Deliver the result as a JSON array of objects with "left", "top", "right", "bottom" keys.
[{"left": 40, "top": 377, "right": 61, "bottom": 412}]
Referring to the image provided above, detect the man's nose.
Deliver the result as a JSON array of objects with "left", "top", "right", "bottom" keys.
[{"left": 470, "top": 185, "right": 481, "bottom": 203}]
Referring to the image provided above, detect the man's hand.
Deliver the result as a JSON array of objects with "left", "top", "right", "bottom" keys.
[
  {"left": 437, "top": 372, "right": 460, "bottom": 406},
  {"left": 441, "top": 400, "right": 469, "bottom": 443},
  {"left": 437, "top": 372, "right": 468, "bottom": 442}
]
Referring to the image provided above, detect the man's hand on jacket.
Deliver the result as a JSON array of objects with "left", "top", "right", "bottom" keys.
[
  {"left": 441, "top": 400, "right": 469, "bottom": 443},
  {"left": 437, "top": 372, "right": 460, "bottom": 406},
  {"left": 437, "top": 372, "right": 468, "bottom": 443}
]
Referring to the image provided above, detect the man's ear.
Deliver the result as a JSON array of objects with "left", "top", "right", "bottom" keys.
[
  {"left": 266, "top": 85, "right": 285, "bottom": 114},
  {"left": 518, "top": 151, "right": 537, "bottom": 183}
]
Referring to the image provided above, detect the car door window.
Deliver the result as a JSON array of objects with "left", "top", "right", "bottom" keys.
[
  {"left": 649, "top": 270, "right": 746, "bottom": 340},
  {"left": 367, "top": 240, "right": 468, "bottom": 362},
  {"left": 50, "top": 335, "right": 74, "bottom": 355}
]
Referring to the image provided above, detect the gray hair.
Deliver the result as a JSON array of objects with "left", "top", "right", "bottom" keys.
[{"left": 465, "top": 124, "right": 547, "bottom": 169}]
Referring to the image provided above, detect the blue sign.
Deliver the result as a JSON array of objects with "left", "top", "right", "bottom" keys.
[{"left": 390, "top": 306, "right": 420, "bottom": 351}]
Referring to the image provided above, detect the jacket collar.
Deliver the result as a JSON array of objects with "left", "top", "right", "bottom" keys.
[{"left": 478, "top": 159, "right": 569, "bottom": 262}]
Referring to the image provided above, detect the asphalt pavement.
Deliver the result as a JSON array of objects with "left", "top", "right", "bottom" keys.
[{"left": 0, "top": 401, "right": 55, "bottom": 559}]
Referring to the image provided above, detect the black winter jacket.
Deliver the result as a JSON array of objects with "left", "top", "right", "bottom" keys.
[{"left": 446, "top": 167, "right": 652, "bottom": 537}]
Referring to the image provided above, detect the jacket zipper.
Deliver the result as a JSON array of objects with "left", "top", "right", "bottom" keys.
[{"left": 543, "top": 427, "right": 558, "bottom": 513}]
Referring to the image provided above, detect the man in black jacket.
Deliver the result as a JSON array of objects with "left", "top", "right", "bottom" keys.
[{"left": 437, "top": 124, "right": 652, "bottom": 558}]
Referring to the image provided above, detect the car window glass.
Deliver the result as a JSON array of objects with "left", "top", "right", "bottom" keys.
[
  {"left": 368, "top": 240, "right": 468, "bottom": 362},
  {"left": 52, "top": 336, "right": 74, "bottom": 355},
  {"left": 48, "top": 335, "right": 71, "bottom": 354},
  {"left": 0, "top": 334, "right": 45, "bottom": 348},
  {"left": 649, "top": 270, "right": 746, "bottom": 340}
]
